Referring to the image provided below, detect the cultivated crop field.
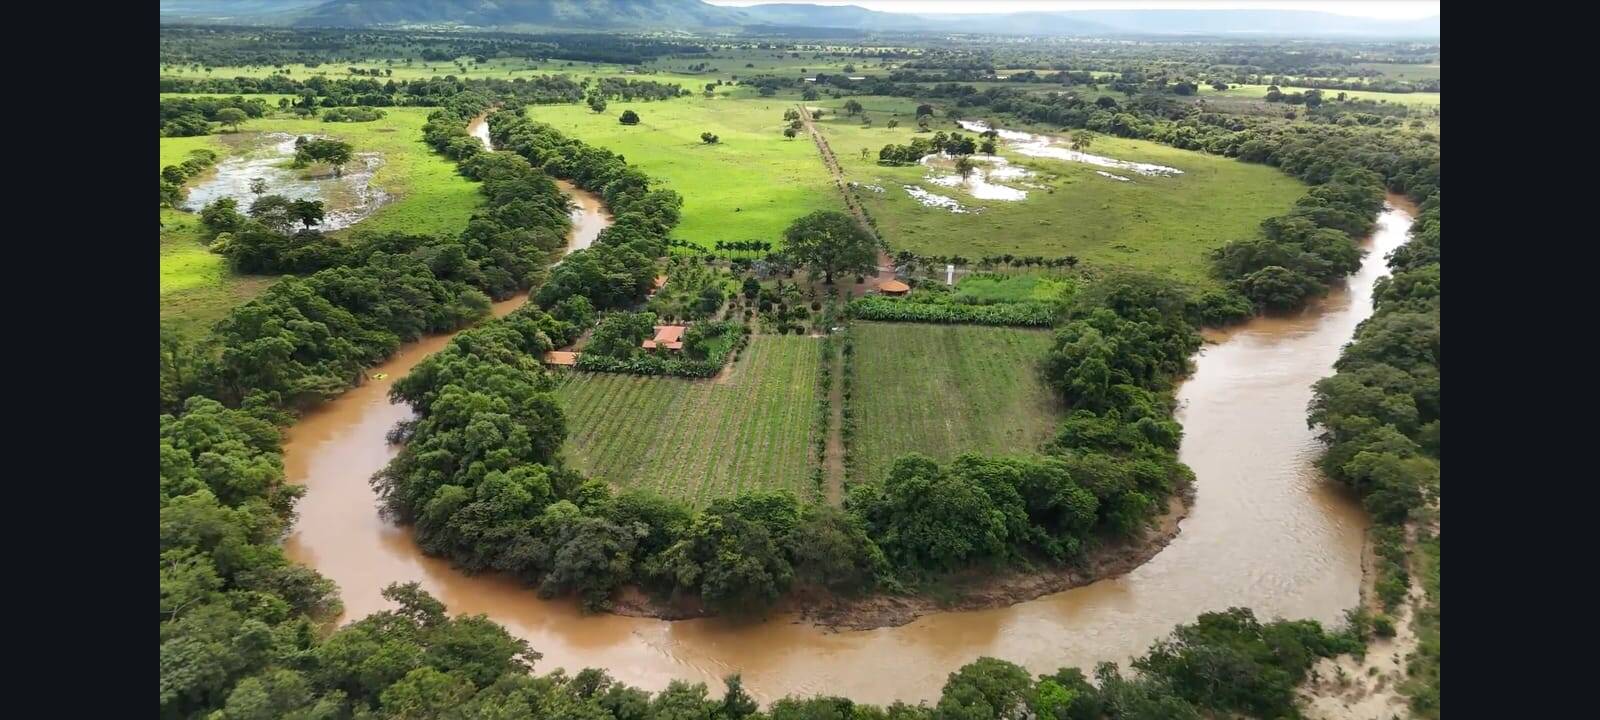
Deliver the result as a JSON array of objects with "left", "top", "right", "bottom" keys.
[
  {"left": 522, "top": 96, "right": 843, "bottom": 248},
  {"left": 553, "top": 334, "right": 823, "bottom": 506},
  {"left": 809, "top": 96, "right": 1305, "bottom": 289},
  {"left": 848, "top": 322, "right": 1062, "bottom": 484}
]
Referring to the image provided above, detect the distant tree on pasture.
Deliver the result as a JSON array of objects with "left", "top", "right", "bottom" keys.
[{"left": 215, "top": 107, "right": 248, "bottom": 132}]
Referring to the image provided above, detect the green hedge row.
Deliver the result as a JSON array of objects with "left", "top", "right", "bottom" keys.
[{"left": 848, "top": 296, "right": 1056, "bottom": 326}]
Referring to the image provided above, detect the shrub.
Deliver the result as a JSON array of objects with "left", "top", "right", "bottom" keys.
[
  {"left": 1373, "top": 614, "right": 1396, "bottom": 638},
  {"left": 848, "top": 296, "right": 1055, "bottom": 326}
]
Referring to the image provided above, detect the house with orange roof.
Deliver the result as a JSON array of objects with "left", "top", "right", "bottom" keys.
[{"left": 641, "top": 325, "right": 687, "bottom": 351}]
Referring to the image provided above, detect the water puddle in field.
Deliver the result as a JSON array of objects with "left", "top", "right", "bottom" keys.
[
  {"left": 1097, "top": 171, "right": 1133, "bottom": 182},
  {"left": 919, "top": 153, "right": 1032, "bottom": 201},
  {"left": 183, "top": 132, "right": 388, "bottom": 231},
  {"left": 904, "top": 185, "right": 977, "bottom": 213},
  {"left": 958, "top": 120, "right": 1184, "bottom": 177}
]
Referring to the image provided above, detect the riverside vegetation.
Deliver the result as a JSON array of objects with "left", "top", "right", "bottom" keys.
[{"left": 161, "top": 26, "right": 1440, "bottom": 720}]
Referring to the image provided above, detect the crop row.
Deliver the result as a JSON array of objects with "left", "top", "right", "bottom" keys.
[{"left": 553, "top": 335, "right": 822, "bottom": 506}]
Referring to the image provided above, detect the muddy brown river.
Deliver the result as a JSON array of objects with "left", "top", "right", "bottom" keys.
[
  {"left": 468, "top": 113, "right": 609, "bottom": 254},
  {"left": 283, "top": 174, "right": 1417, "bottom": 703}
]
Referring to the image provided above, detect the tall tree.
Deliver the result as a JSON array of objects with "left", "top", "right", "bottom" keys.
[
  {"left": 955, "top": 155, "right": 976, "bottom": 179},
  {"left": 782, "top": 211, "right": 876, "bottom": 285},
  {"left": 215, "top": 107, "right": 248, "bottom": 132},
  {"left": 294, "top": 138, "right": 354, "bottom": 176}
]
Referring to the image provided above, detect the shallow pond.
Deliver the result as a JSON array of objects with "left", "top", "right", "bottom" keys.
[
  {"left": 958, "top": 120, "right": 1184, "bottom": 177},
  {"left": 182, "top": 132, "right": 388, "bottom": 232}
]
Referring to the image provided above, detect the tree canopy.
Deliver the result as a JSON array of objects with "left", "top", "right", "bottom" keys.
[{"left": 781, "top": 211, "right": 877, "bottom": 285}]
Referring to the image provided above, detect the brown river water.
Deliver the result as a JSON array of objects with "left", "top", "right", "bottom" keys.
[
  {"left": 282, "top": 142, "right": 1416, "bottom": 703},
  {"left": 468, "top": 113, "right": 611, "bottom": 253}
]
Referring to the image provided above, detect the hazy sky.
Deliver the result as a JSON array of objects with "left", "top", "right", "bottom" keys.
[{"left": 705, "top": 1, "right": 1440, "bottom": 20}]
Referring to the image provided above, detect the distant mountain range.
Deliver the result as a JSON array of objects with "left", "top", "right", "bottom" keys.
[{"left": 158, "top": 0, "right": 1440, "bottom": 38}]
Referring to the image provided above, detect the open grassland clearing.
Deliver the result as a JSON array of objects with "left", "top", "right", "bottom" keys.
[
  {"left": 159, "top": 49, "right": 880, "bottom": 92},
  {"left": 159, "top": 104, "right": 481, "bottom": 335},
  {"left": 228, "top": 107, "right": 483, "bottom": 237},
  {"left": 1203, "top": 83, "right": 1440, "bottom": 108},
  {"left": 641, "top": 47, "right": 898, "bottom": 77},
  {"left": 553, "top": 334, "right": 823, "bottom": 507},
  {"left": 161, "top": 58, "right": 574, "bottom": 82},
  {"left": 160, "top": 133, "right": 227, "bottom": 168},
  {"left": 1352, "top": 62, "right": 1441, "bottom": 82},
  {"left": 526, "top": 97, "right": 842, "bottom": 248},
  {"left": 160, "top": 105, "right": 481, "bottom": 237},
  {"left": 809, "top": 97, "right": 1304, "bottom": 289},
  {"left": 160, "top": 208, "right": 276, "bottom": 339},
  {"left": 848, "top": 322, "right": 1061, "bottom": 485}
]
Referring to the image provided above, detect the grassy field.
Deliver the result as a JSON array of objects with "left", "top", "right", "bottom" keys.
[
  {"left": 524, "top": 96, "right": 843, "bottom": 248},
  {"left": 553, "top": 335, "right": 823, "bottom": 506},
  {"left": 159, "top": 47, "right": 888, "bottom": 89},
  {"left": 160, "top": 104, "right": 481, "bottom": 237},
  {"left": 160, "top": 208, "right": 277, "bottom": 339},
  {"left": 159, "top": 104, "right": 483, "bottom": 337},
  {"left": 240, "top": 107, "right": 483, "bottom": 237},
  {"left": 848, "top": 322, "right": 1061, "bottom": 484},
  {"left": 1202, "top": 83, "right": 1441, "bottom": 108},
  {"left": 1353, "top": 62, "right": 1441, "bottom": 82},
  {"left": 809, "top": 96, "right": 1304, "bottom": 289},
  {"left": 160, "top": 134, "right": 227, "bottom": 168}
]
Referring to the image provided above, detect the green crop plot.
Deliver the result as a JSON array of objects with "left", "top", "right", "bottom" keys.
[
  {"left": 554, "top": 335, "right": 823, "bottom": 506},
  {"left": 847, "top": 322, "right": 1062, "bottom": 485}
]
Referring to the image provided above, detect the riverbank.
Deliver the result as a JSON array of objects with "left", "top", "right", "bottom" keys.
[
  {"left": 604, "top": 493, "right": 1193, "bottom": 630},
  {"left": 1299, "top": 192, "right": 1433, "bottom": 720},
  {"left": 1301, "top": 519, "right": 1431, "bottom": 719},
  {"left": 279, "top": 167, "right": 1410, "bottom": 710}
]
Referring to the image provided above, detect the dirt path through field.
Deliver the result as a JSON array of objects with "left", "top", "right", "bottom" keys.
[{"left": 796, "top": 105, "right": 897, "bottom": 288}]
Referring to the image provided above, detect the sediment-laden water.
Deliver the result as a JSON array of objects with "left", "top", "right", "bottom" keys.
[{"left": 283, "top": 118, "right": 1416, "bottom": 704}]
